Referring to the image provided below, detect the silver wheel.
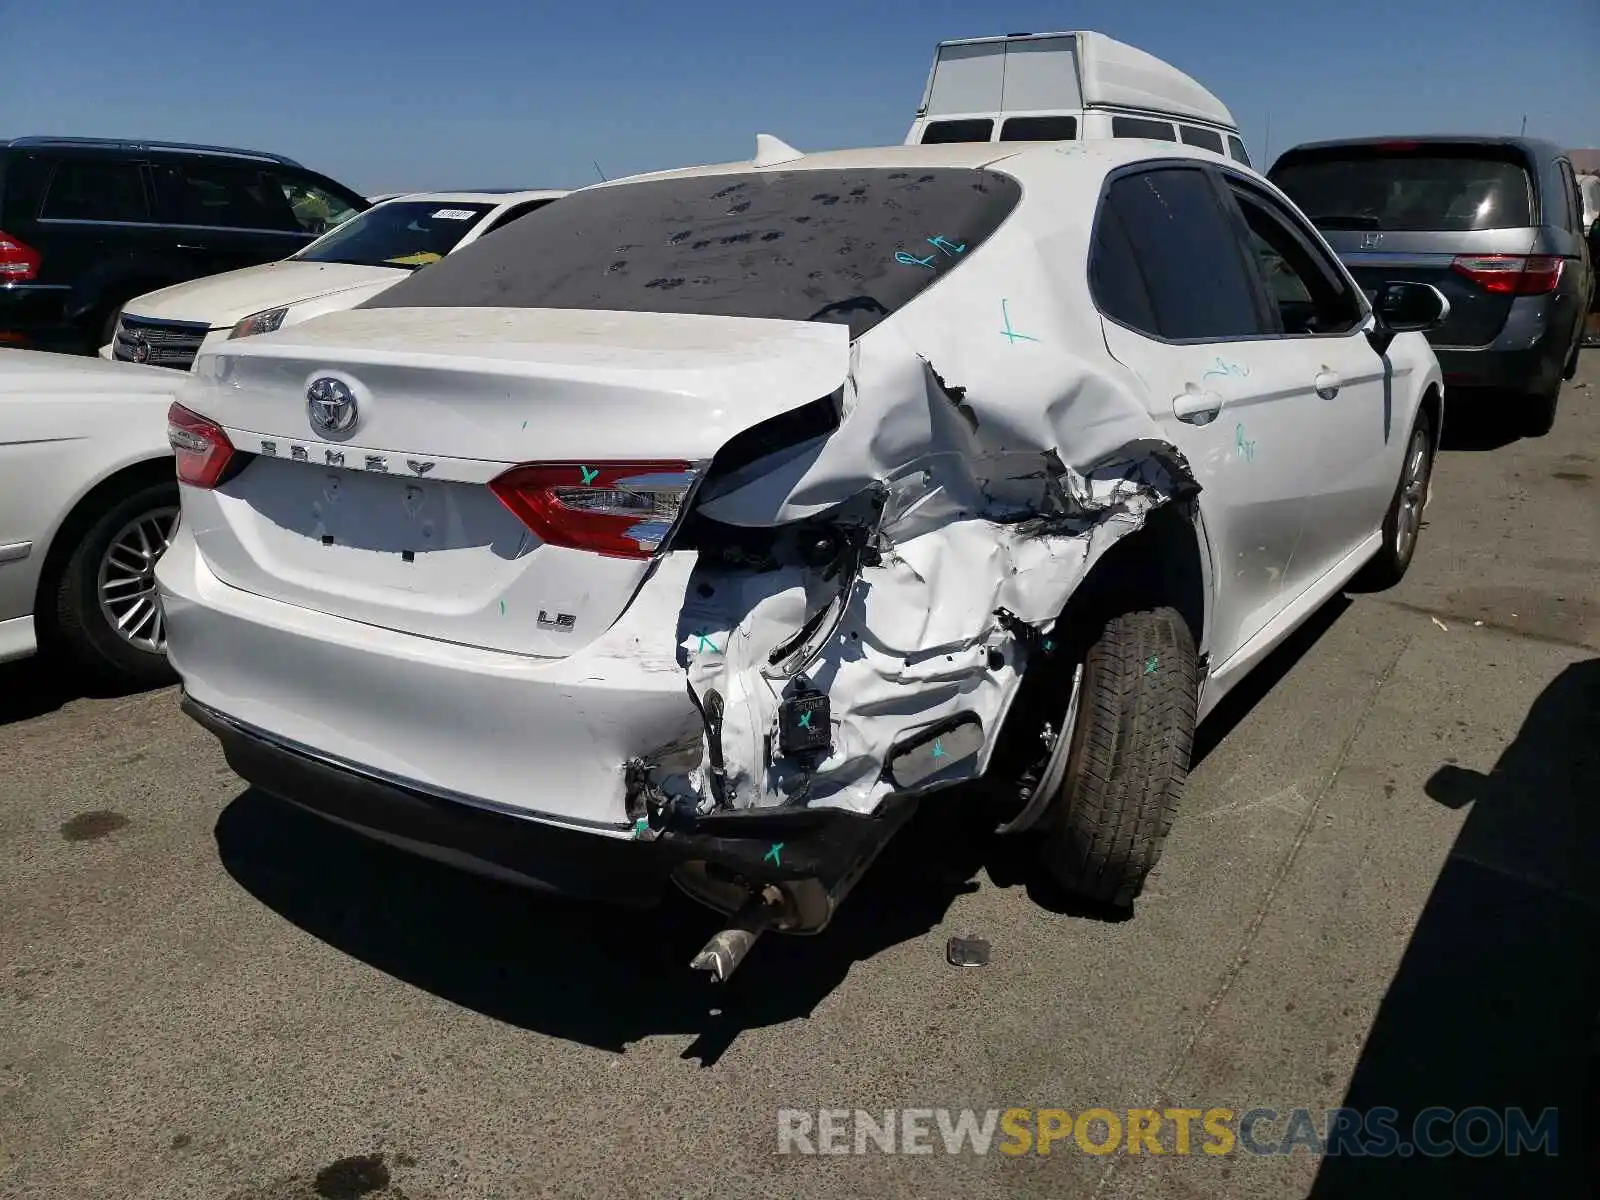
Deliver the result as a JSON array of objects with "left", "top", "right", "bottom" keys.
[
  {"left": 1394, "top": 428, "right": 1430, "bottom": 561},
  {"left": 96, "top": 507, "right": 177, "bottom": 653}
]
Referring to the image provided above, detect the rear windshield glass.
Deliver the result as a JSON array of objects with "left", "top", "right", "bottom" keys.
[
  {"left": 1270, "top": 146, "right": 1534, "bottom": 232},
  {"left": 296, "top": 200, "right": 494, "bottom": 269},
  {"left": 364, "top": 168, "right": 1023, "bottom": 338}
]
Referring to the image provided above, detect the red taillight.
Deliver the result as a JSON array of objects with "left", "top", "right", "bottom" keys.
[
  {"left": 1450, "top": 254, "right": 1564, "bottom": 296},
  {"left": 167, "top": 403, "right": 236, "bottom": 488},
  {"left": 0, "top": 229, "right": 41, "bottom": 282},
  {"left": 489, "top": 460, "right": 699, "bottom": 559}
]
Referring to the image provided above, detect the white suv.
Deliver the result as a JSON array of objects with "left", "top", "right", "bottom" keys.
[
  {"left": 106, "top": 190, "right": 565, "bottom": 370},
  {"left": 156, "top": 139, "right": 1446, "bottom": 979}
]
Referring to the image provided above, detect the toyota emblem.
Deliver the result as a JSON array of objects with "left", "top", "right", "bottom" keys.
[{"left": 306, "top": 376, "right": 359, "bottom": 438}]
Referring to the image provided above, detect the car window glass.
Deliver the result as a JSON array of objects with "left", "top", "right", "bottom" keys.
[
  {"left": 481, "top": 197, "right": 559, "bottom": 234},
  {"left": 1270, "top": 146, "right": 1534, "bottom": 232},
  {"left": 1180, "top": 126, "right": 1225, "bottom": 154},
  {"left": 1226, "top": 182, "right": 1364, "bottom": 336},
  {"left": 365, "top": 167, "right": 1023, "bottom": 340},
  {"left": 921, "top": 119, "right": 995, "bottom": 144},
  {"left": 1112, "top": 116, "right": 1176, "bottom": 141},
  {"left": 157, "top": 163, "right": 301, "bottom": 230},
  {"left": 296, "top": 201, "right": 496, "bottom": 268},
  {"left": 1088, "top": 199, "right": 1159, "bottom": 334},
  {"left": 1547, "top": 163, "right": 1574, "bottom": 230},
  {"left": 1000, "top": 115, "right": 1077, "bottom": 142},
  {"left": 1094, "top": 168, "right": 1266, "bottom": 340},
  {"left": 41, "top": 160, "right": 148, "bottom": 222},
  {"left": 273, "top": 174, "right": 360, "bottom": 236},
  {"left": 1556, "top": 162, "right": 1582, "bottom": 233},
  {"left": 1227, "top": 136, "right": 1252, "bottom": 167}
]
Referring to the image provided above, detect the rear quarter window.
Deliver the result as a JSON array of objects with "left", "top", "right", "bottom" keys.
[
  {"left": 364, "top": 167, "right": 1024, "bottom": 339},
  {"left": 1112, "top": 116, "right": 1176, "bottom": 142},
  {"left": 1269, "top": 145, "right": 1535, "bottom": 232}
]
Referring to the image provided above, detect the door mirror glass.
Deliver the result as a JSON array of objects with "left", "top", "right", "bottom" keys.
[{"left": 1376, "top": 281, "right": 1450, "bottom": 332}]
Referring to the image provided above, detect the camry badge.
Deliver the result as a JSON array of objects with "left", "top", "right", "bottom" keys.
[{"left": 406, "top": 460, "right": 435, "bottom": 476}]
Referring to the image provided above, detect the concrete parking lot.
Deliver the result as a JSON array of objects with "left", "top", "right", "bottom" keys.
[{"left": 2, "top": 357, "right": 1596, "bottom": 1200}]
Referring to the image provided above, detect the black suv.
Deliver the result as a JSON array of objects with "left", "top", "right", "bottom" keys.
[{"left": 0, "top": 137, "right": 369, "bottom": 356}]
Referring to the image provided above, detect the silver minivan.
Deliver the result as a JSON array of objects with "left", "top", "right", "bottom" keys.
[{"left": 1269, "top": 136, "right": 1593, "bottom": 435}]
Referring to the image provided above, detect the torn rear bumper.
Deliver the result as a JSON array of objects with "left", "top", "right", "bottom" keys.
[{"left": 182, "top": 693, "right": 910, "bottom": 930}]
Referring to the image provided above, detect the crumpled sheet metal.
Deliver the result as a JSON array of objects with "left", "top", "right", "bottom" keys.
[{"left": 663, "top": 318, "right": 1195, "bottom": 817}]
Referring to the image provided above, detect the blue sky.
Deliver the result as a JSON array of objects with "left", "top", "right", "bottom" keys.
[{"left": 3, "top": 0, "right": 1597, "bottom": 194}]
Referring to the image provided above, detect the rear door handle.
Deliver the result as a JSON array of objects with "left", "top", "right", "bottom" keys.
[
  {"left": 1172, "top": 388, "right": 1224, "bottom": 425},
  {"left": 1314, "top": 368, "right": 1341, "bottom": 399}
]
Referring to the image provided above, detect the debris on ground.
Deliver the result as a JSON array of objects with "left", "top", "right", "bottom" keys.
[{"left": 947, "top": 936, "right": 991, "bottom": 967}]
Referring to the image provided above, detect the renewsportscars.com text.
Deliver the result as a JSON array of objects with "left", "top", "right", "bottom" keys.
[{"left": 776, "top": 1106, "right": 1559, "bottom": 1158}]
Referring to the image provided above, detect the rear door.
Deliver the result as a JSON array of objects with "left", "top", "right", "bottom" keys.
[
  {"left": 30, "top": 152, "right": 157, "bottom": 332},
  {"left": 1269, "top": 142, "right": 1539, "bottom": 348},
  {"left": 1089, "top": 163, "right": 1306, "bottom": 666},
  {"left": 148, "top": 156, "right": 311, "bottom": 279}
]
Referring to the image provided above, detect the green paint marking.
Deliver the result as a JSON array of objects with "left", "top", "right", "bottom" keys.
[
  {"left": 1043, "top": 639, "right": 1054, "bottom": 652},
  {"left": 931, "top": 739, "right": 945, "bottom": 759},
  {"left": 499, "top": 600, "right": 507, "bottom": 616},
  {"left": 797, "top": 710, "right": 812, "bottom": 729},
  {"left": 1144, "top": 655, "right": 1159, "bottom": 674},
  {"left": 632, "top": 817, "right": 650, "bottom": 837},
  {"left": 694, "top": 629, "right": 719, "bottom": 654},
  {"left": 579, "top": 465, "right": 599, "bottom": 485},
  {"left": 765, "top": 842, "right": 784, "bottom": 866},
  {"left": 521, "top": 420, "right": 528, "bottom": 430}
]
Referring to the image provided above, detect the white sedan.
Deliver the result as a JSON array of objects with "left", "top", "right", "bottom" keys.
[
  {"left": 156, "top": 138, "right": 1447, "bottom": 978},
  {"left": 1, "top": 351, "right": 181, "bottom": 684},
  {"left": 104, "top": 190, "right": 566, "bottom": 371}
]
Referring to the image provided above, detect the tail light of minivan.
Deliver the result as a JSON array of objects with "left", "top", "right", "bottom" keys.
[
  {"left": 0, "top": 230, "right": 40, "bottom": 281},
  {"left": 490, "top": 461, "right": 700, "bottom": 559},
  {"left": 1450, "top": 254, "right": 1564, "bottom": 296},
  {"left": 167, "top": 403, "right": 237, "bottom": 488}
]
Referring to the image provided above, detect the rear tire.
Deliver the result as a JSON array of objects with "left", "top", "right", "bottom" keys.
[
  {"left": 50, "top": 480, "right": 179, "bottom": 687},
  {"left": 1036, "top": 605, "right": 1197, "bottom": 908},
  {"left": 1357, "top": 407, "right": 1434, "bottom": 590}
]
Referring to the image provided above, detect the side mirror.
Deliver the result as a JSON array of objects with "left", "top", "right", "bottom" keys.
[{"left": 1367, "top": 281, "right": 1450, "bottom": 356}]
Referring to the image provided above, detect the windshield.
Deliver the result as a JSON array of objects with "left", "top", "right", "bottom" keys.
[
  {"left": 295, "top": 201, "right": 495, "bottom": 269},
  {"left": 363, "top": 167, "right": 1023, "bottom": 338},
  {"left": 1270, "top": 145, "right": 1533, "bottom": 233}
]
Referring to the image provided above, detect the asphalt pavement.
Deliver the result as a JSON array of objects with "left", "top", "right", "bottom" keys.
[{"left": 2, "top": 355, "right": 1596, "bottom": 1200}]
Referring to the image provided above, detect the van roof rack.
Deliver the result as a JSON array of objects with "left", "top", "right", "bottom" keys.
[{"left": 6, "top": 136, "right": 303, "bottom": 168}]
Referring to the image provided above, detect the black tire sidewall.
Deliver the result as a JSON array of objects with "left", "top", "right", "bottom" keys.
[{"left": 52, "top": 479, "right": 178, "bottom": 686}]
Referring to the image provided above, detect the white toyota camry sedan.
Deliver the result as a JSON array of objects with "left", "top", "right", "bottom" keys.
[{"left": 156, "top": 138, "right": 1447, "bottom": 978}]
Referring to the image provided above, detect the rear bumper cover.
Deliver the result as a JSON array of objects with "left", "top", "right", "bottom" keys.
[
  {"left": 182, "top": 691, "right": 910, "bottom": 923},
  {"left": 1433, "top": 295, "right": 1573, "bottom": 391}
]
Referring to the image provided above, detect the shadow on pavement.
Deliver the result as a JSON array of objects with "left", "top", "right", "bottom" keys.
[
  {"left": 215, "top": 785, "right": 995, "bottom": 1067},
  {"left": 0, "top": 654, "right": 159, "bottom": 728},
  {"left": 1192, "top": 594, "right": 1352, "bottom": 768},
  {"left": 1310, "top": 657, "right": 1600, "bottom": 1198},
  {"left": 1437, "top": 389, "right": 1528, "bottom": 453}
]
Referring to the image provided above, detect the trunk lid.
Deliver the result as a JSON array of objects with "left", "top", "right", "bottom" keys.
[{"left": 189, "top": 307, "right": 849, "bottom": 657}]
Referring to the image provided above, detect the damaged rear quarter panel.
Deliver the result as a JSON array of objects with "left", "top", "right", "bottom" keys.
[{"left": 657, "top": 156, "right": 1201, "bottom": 820}]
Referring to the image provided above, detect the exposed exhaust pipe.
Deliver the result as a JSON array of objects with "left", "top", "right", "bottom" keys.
[{"left": 690, "top": 890, "right": 784, "bottom": 982}]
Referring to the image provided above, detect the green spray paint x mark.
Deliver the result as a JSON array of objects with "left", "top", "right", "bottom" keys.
[
  {"left": 797, "top": 710, "right": 812, "bottom": 729},
  {"left": 765, "top": 843, "right": 784, "bottom": 865},
  {"left": 694, "top": 629, "right": 719, "bottom": 654},
  {"left": 931, "top": 739, "right": 945, "bottom": 759},
  {"left": 1144, "top": 655, "right": 1159, "bottom": 674},
  {"left": 579, "top": 465, "right": 599, "bottom": 484}
]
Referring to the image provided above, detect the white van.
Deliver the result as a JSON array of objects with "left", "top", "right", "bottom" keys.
[{"left": 905, "top": 31, "right": 1252, "bottom": 167}]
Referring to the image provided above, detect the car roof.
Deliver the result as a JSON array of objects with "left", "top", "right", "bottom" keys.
[
  {"left": 588, "top": 137, "right": 1246, "bottom": 191},
  {"left": 1274, "top": 134, "right": 1568, "bottom": 165},
  {"left": 377, "top": 189, "right": 568, "bottom": 206}
]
